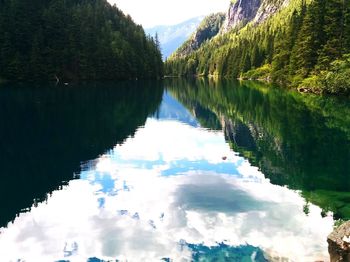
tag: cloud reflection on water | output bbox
[0,119,333,262]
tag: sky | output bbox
[109,0,228,28]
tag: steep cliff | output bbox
[221,0,290,33]
[253,0,290,24]
[221,0,261,33]
[172,13,225,58]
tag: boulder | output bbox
[328,221,350,262]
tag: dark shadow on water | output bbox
[0,81,164,227]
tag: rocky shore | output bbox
[328,221,350,262]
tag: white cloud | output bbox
[115,119,235,163]
[109,0,229,27]
[0,120,334,262]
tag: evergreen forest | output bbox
[165,0,350,95]
[0,0,163,81]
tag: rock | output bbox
[298,86,323,95]
[298,87,309,93]
[253,0,290,24]
[221,0,289,34]
[221,0,261,34]
[344,236,350,244]
[328,221,350,262]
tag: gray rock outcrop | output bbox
[221,0,290,33]
[221,0,261,33]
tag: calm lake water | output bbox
[0,79,349,261]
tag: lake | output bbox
[0,79,349,261]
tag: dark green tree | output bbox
[0,0,163,81]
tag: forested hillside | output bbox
[165,0,350,95]
[0,0,163,81]
[174,13,225,58]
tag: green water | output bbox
[169,81,350,220]
[167,78,350,220]
[0,79,349,261]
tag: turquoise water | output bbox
[0,79,349,261]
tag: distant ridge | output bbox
[146,16,204,60]
[172,13,226,58]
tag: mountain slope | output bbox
[145,17,203,59]
[165,0,350,95]
[173,13,226,58]
[0,0,163,81]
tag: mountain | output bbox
[174,13,226,58]
[0,0,163,81]
[220,0,289,33]
[165,0,350,95]
[145,17,204,60]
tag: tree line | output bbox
[0,0,163,81]
[165,0,350,95]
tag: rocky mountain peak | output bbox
[221,0,289,33]
[221,0,261,34]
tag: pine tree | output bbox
[165,0,350,93]
[0,0,163,80]
[290,0,325,77]
[317,0,344,70]
[344,0,350,52]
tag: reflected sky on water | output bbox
[0,92,334,262]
